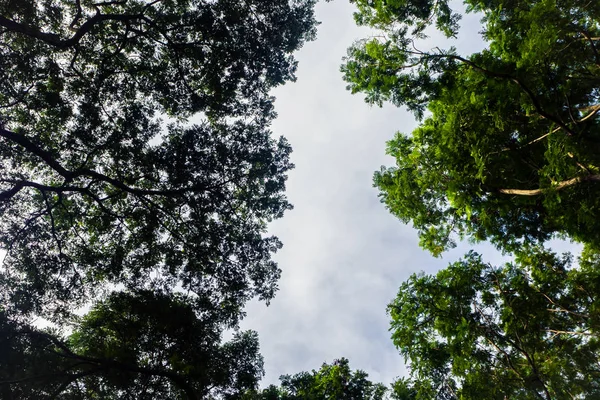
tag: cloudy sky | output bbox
[241,0,580,388]
[240,0,489,387]
[238,0,586,387]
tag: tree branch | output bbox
[1,180,86,196]
[578,104,600,122]
[0,13,145,49]
[546,329,592,336]
[490,105,599,155]
[0,128,71,178]
[581,30,600,66]
[0,127,209,197]
[501,330,551,400]
[0,181,25,200]
[498,174,600,196]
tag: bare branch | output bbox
[70,0,83,29]
[0,128,71,178]
[0,181,26,201]
[546,329,592,336]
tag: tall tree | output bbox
[0,0,317,318]
[244,358,388,400]
[388,248,600,399]
[342,0,600,255]
[0,0,319,397]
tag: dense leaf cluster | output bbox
[0,0,318,397]
[344,0,600,254]
[244,358,388,400]
[2,291,263,399]
[390,249,600,399]
[344,1,600,399]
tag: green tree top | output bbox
[389,248,600,399]
[244,358,389,400]
[343,0,600,254]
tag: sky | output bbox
[239,0,490,387]
[240,0,584,387]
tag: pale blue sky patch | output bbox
[239,0,490,387]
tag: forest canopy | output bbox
[389,248,600,399]
[3,0,600,399]
[0,0,318,397]
[343,0,600,399]
[343,0,600,255]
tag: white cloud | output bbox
[240,0,580,389]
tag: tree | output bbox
[1,118,293,322]
[0,0,319,397]
[388,248,600,399]
[0,0,317,320]
[1,291,264,399]
[342,0,600,255]
[244,358,389,400]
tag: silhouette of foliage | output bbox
[0,0,318,397]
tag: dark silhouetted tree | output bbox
[0,0,319,397]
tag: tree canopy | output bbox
[6,0,600,398]
[1,291,264,399]
[389,248,600,399]
[343,2,600,397]
[342,0,600,255]
[244,358,388,400]
[0,0,319,397]
[0,0,318,320]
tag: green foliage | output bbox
[245,358,388,400]
[343,0,600,254]
[350,0,460,37]
[0,0,318,320]
[389,248,600,399]
[344,3,600,397]
[0,0,319,397]
[1,292,264,399]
